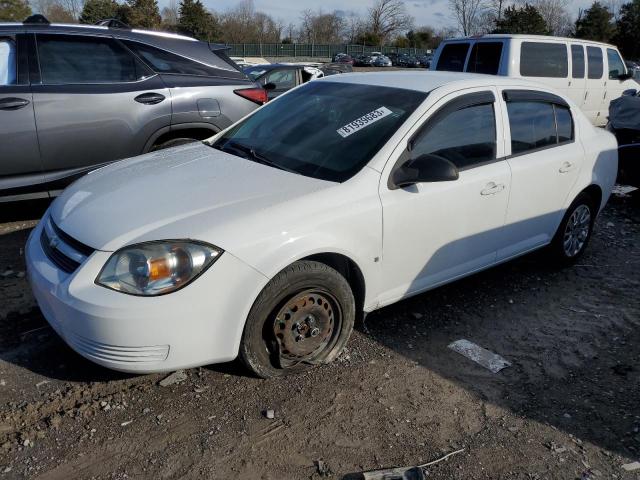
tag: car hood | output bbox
[50,142,335,252]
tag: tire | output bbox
[151,138,199,151]
[549,192,596,265]
[239,260,355,378]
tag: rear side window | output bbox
[520,42,568,78]
[466,42,503,75]
[507,101,573,155]
[265,69,296,89]
[36,34,151,84]
[607,48,625,79]
[436,43,470,72]
[587,46,603,79]
[0,38,16,86]
[571,45,585,78]
[123,40,218,77]
[412,103,496,169]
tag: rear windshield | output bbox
[466,42,503,75]
[436,43,470,72]
[211,81,427,182]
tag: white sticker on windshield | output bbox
[337,106,393,138]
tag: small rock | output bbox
[1,270,14,278]
[159,370,187,387]
[3,467,12,473]
[0,380,5,386]
[142,408,151,414]
[606,222,615,228]
[622,462,640,471]
[22,439,32,448]
[314,459,331,476]
[120,420,133,427]
[563,413,572,419]
[508,299,514,304]
[411,312,423,319]
[15,272,25,278]
[264,409,275,419]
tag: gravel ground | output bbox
[0,189,638,480]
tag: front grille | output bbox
[40,217,95,274]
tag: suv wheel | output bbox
[239,261,355,378]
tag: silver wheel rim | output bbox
[563,204,591,257]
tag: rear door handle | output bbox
[0,97,30,110]
[559,161,574,173]
[481,182,505,196]
[134,92,165,105]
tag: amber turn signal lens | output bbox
[148,257,171,281]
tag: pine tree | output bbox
[124,0,161,29]
[177,0,218,41]
[494,4,549,34]
[79,0,118,24]
[613,0,640,59]
[0,0,31,21]
[575,2,616,43]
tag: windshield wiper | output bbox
[215,140,298,174]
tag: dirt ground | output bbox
[0,189,638,480]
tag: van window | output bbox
[37,34,151,84]
[507,101,574,155]
[466,42,503,75]
[0,39,16,86]
[607,48,625,79]
[412,103,496,169]
[436,43,470,72]
[587,46,603,79]
[520,42,568,78]
[571,45,585,78]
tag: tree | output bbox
[0,0,31,21]
[530,0,572,35]
[161,0,178,30]
[79,0,118,23]
[33,0,76,22]
[494,4,549,34]
[613,0,640,58]
[575,1,616,42]
[405,26,439,49]
[367,0,413,45]
[219,0,281,43]
[449,0,484,35]
[123,0,161,29]
[177,0,217,40]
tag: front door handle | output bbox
[0,97,30,110]
[481,182,505,196]
[559,161,574,173]
[134,92,165,105]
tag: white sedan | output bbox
[26,72,618,377]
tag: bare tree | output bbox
[219,0,281,43]
[367,0,414,45]
[34,0,77,21]
[449,0,484,35]
[527,0,572,35]
[161,0,178,27]
[299,9,346,44]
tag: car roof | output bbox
[320,70,557,94]
[441,34,618,49]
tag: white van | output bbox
[431,34,637,126]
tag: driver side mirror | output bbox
[617,72,634,81]
[263,82,276,91]
[389,154,459,190]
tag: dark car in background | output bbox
[396,54,421,68]
[243,63,351,99]
[418,54,433,68]
[332,53,354,65]
[0,16,264,202]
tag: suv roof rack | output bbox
[24,14,50,24]
[95,18,130,29]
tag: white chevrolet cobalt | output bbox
[26,72,617,377]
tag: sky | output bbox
[161,0,599,33]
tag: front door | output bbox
[0,34,42,190]
[378,89,511,305]
[31,33,171,175]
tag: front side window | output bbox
[123,40,217,77]
[520,42,568,78]
[587,46,603,79]
[265,69,296,89]
[607,48,626,79]
[412,103,496,169]
[436,43,470,72]
[0,38,16,86]
[466,42,503,75]
[571,45,585,79]
[211,81,427,182]
[37,34,151,84]
[507,101,573,155]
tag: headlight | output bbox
[96,241,222,296]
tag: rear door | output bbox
[0,33,42,187]
[32,33,171,174]
[568,44,587,111]
[584,45,606,125]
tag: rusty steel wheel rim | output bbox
[272,289,342,364]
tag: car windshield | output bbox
[210,81,427,182]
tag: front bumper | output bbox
[26,220,268,373]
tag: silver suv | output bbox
[0,17,265,202]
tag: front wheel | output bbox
[549,193,596,265]
[239,261,355,378]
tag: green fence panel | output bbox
[225,43,426,59]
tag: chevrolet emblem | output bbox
[49,235,59,249]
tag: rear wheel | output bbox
[549,193,596,265]
[239,261,355,378]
